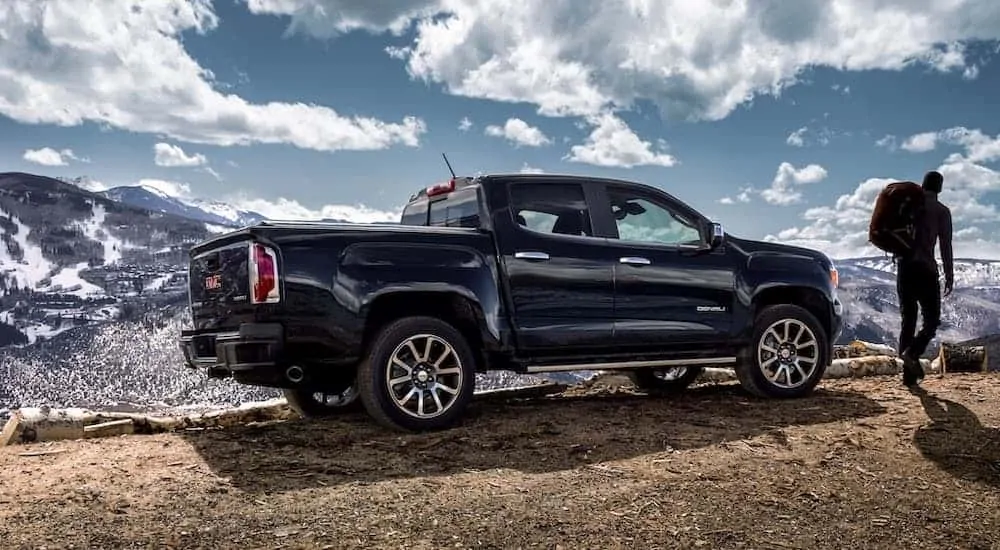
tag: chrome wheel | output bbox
[385,333,464,419]
[757,318,820,389]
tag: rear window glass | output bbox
[428,187,481,228]
[509,182,594,237]
[400,200,428,225]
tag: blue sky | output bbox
[2,0,1000,259]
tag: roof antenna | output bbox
[442,153,457,179]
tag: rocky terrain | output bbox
[1,170,999,417]
[2,373,999,549]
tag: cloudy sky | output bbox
[2,0,999,259]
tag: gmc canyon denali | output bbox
[179,173,844,432]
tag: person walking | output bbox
[898,170,954,386]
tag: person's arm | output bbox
[941,206,954,295]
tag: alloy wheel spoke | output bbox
[758,318,819,390]
[387,334,464,419]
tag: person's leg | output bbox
[907,265,942,370]
[897,263,919,353]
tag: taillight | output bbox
[249,242,280,304]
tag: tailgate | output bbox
[189,238,252,311]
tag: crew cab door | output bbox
[594,182,737,353]
[490,178,615,356]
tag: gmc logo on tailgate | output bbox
[205,274,222,291]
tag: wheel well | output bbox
[361,292,486,369]
[752,286,832,339]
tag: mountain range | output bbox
[1,171,998,415]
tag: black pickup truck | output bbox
[179,173,844,432]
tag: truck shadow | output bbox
[182,384,887,494]
[910,386,1000,488]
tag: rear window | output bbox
[400,200,428,225]
[509,182,594,237]
[401,186,481,228]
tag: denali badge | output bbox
[205,274,222,291]
[697,306,726,312]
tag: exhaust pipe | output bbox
[285,365,305,384]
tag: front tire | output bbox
[735,304,829,398]
[357,316,477,432]
[628,366,703,395]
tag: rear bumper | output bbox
[179,323,288,386]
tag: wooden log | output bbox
[472,382,569,401]
[0,411,22,447]
[1,384,569,446]
[2,399,296,446]
[696,355,935,385]
[83,419,135,438]
[833,340,898,360]
[938,343,987,374]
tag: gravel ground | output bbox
[2,373,999,549]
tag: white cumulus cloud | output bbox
[154,143,208,167]
[901,132,939,153]
[564,113,676,168]
[760,162,828,206]
[0,1,425,154]
[245,0,1000,124]
[901,127,1000,163]
[786,127,807,147]
[230,194,402,224]
[769,127,1000,259]
[22,147,88,166]
[484,118,552,147]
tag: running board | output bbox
[525,356,737,374]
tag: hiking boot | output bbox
[901,352,923,386]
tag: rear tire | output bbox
[628,366,703,395]
[357,316,477,432]
[735,304,828,398]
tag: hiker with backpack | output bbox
[868,170,954,386]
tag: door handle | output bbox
[515,251,550,261]
[619,256,651,266]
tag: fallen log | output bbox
[472,382,569,402]
[695,355,935,385]
[1,383,570,446]
[833,340,898,360]
[938,343,988,374]
[1,398,296,446]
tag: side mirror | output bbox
[709,222,725,249]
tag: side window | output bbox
[607,187,703,246]
[427,187,480,228]
[509,182,594,237]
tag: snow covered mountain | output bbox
[834,256,1000,351]
[101,183,266,228]
[0,172,214,346]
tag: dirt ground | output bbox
[2,373,1000,550]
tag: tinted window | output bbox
[606,187,703,246]
[428,186,481,228]
[400,200,428,225]
[509,182,594,237]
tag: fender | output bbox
[340,241,506,352]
